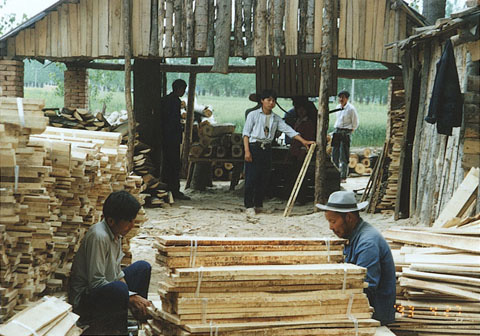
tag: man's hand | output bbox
[302,140,316,149]
[244,151,252,162]
[129,295,152,318]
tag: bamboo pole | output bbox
[314,0,335,206]
[284,143,316,217]
[181,58,198,177]
[123,0,135,172]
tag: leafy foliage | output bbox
[0,0,27,36]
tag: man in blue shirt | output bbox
[316,191,396,325]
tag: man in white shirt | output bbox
[242,89,315,218]
[331,90,358,183]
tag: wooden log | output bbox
[123,0,135,172]
[285,0,299,55]
[232,145,244,158]
[354,163,366,175]
[164,0,173,56]
[231,133,243,145]
[254,0,267,56]
[214,167,224,178]
[211,0,232,73]
[185,0,194,55]
[361,158,370,168]
[173,0,183,56]
[273,0,285,56]
[194,0,208,52]
[315,0,335,205]
[243,0,254,55]
[206,0,215,56]
[202,123,236,137]
[234,0,244,56]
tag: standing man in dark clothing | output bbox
[331,90,358,183]
[69,190,152,335]
[316,191,396,325]
[161,79,190,200]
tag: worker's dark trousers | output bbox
[332,130,351,180]
[161,141,181,194]
[76,261,151,335]
[244,145,272,209]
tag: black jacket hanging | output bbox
[425,39,463,136]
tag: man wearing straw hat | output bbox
[316,191,396,325]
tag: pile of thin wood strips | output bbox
[44,107,111,132]
[146,236,380,336]
[385,220,480,336]
[0,98,145,321]
[0,296,81,336]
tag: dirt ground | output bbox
[130,176,420,294]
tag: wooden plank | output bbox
[59,5,70,57]
[25,28,35,56]
[109,0,123,57]
[141,0,152,56]
[338,0,346,58]
[285,0,298,55]
[79,0,88,56]
[98,0,109,56]
[91,0,99,57]
[68,4,79,56]
[364,0,375,61]
[313,0,323,53]
[86,0,93,56]
[402,268,480,287]
[374,0,386,61]
[48,10,58,58]
[131,0,141,56]
[399,277,480,301]
[345,0,353,58]
[351,0,359,59]
[356,0,366,60]
[434,167,479,227]
[384,228,480,253]
[36,18,48,56]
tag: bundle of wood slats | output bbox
[147,236,379,336]
[384,224,480,336]
[147,264,378,336]
[155,236,346,269]
[363,83,405,214]
[0,296,82,336]
[1,99,145,321]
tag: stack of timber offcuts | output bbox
[45,107,111,131]
[0,61,23,97]
[190,123,240,160]
[348,148,377,176]
[384,224,480,336]
[0,98,54,320]
[0,296,82,336]
[146,236,380,335]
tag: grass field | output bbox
[25,88,387,147]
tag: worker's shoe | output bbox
[245,208,258,223]
[254,207,263,214]
[173,192,191,200]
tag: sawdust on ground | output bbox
[130,177,420,294]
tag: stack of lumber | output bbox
[384,224,480,336]
[0,98,55,319]
[146,264,379,336]
[0,296,82,336]
[363,86,405,214]
[31,127,146,268]
[190,123,238,159]
[45,107,111,131]
[146,236,379,335]
[155,236,346,269]
[348,148,377,176]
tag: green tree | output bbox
[0,0,27,36]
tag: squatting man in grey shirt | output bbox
[69,190,152,335]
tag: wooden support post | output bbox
[123,0,135,172]
[314,0,335,206]
[181,58,198,178]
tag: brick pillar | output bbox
[0,59,24,97]
[64,66,89,109]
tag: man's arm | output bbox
[242,112,255,162]
[353,241,381,302]
[85,234,111,290]
[243,136,252,162]
[119,278,151,316]
[351,106,359,132]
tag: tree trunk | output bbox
[185,0,194,55]
[244,0,254,56]
[149,0,159,56]
[254,0,267,56]
[234,0,244,57]
[206,0,215,56]
[299,0,308,53]
[158,0,165,57]
[273,0,285,56]
[315,0,335,206]
[164,0,173,56]
[422,0,446,25]
[173,0,183,55]
[211,0,232,73]
[305,0,315,53]
[194,0,208,52]
[123,0,135,172]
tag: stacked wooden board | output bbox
[384,224,480,336]
[0,61,23,98]
[147,236,379,336]
[0,296,82,336]
[0,98,54,320]
[363,81,405,214]
[1,98,146,320]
